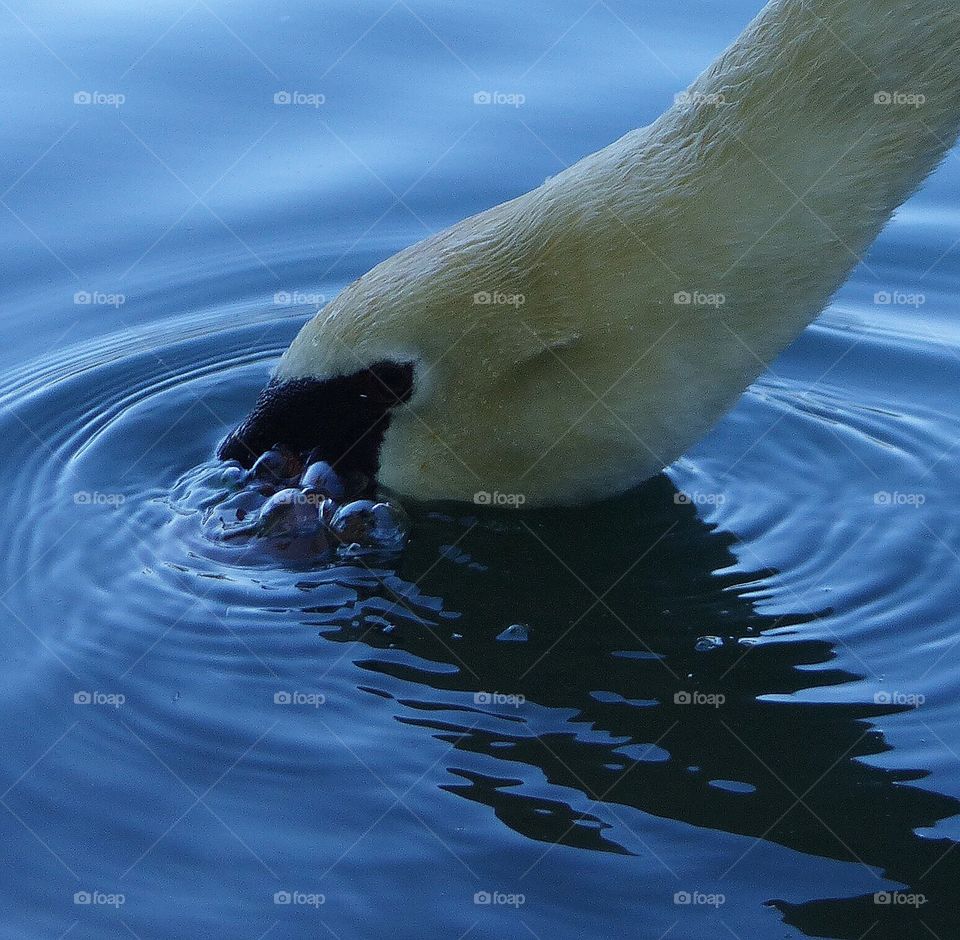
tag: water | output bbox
[2,2,960,937]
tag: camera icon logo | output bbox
[473,491,492,506]
[474,891,492,904]
[874,91,892,105]
[674,691,692,705]
[673,291,692,305]
[274,691,292,705]
[74,691,92,705]
[74,91,92,105]
[74,891,92,904]
[473,91,492,105]
[674,891,692,905]
[474,692,492,705]
[274,91,292,105]
[274,891,292,905]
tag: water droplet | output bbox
[708,779,756,794]
[694,635,725,652]
[497,623,530,642]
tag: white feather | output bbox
[278,0,960,506]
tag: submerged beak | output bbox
[218,363,414,476]
[218,378,331,468]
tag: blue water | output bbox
[2,2,960,938]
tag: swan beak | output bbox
[217,362,414,477]
[218,378,332,467]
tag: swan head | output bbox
[218,188,636,506]
[217,205,535,498]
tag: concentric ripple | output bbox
[2,289,960,939]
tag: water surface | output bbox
[2,2,960,938]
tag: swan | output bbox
[220,0,960,507]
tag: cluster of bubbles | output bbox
[173,446,409,563]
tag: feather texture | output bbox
[276,0,960,506]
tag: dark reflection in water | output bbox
[305,475,960,939]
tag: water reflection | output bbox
[304,474,960,938]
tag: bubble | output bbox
[300,460,346,499]
[181,436,412,562]
[329,500,376,542]
[694,635,725,652]
[257,488,323,538]
[218,464,247,489]
[251,448,302,485]
[329,500,409,554]
[368,501,409,549]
